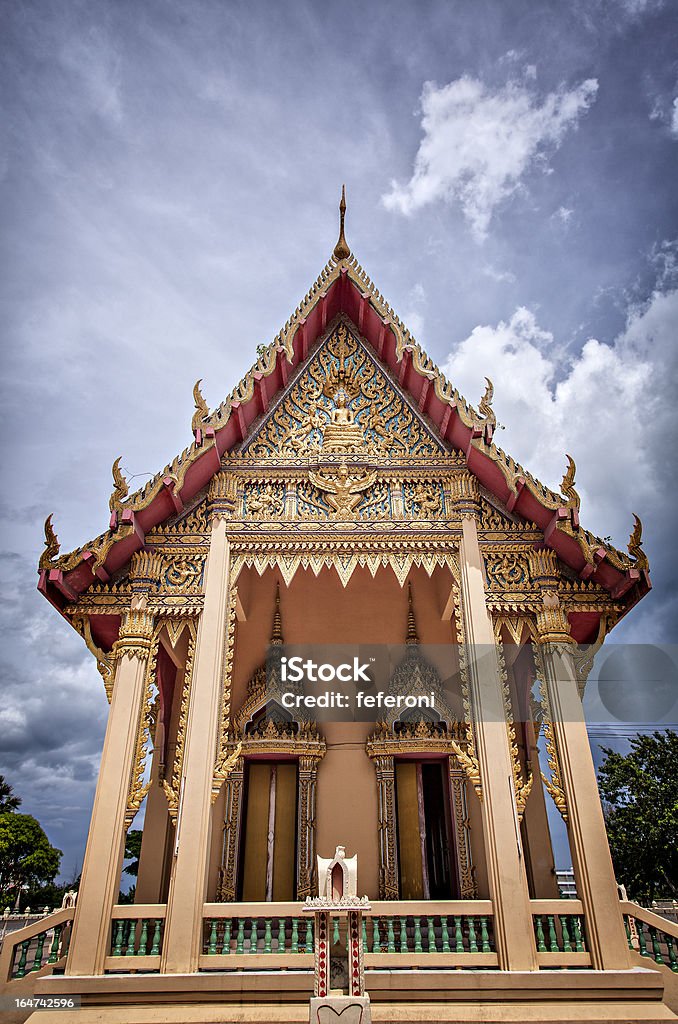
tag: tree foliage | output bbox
[0,813,62,904]
[0,775,21,813]
[598,730,678,903]
[124,829,142,877]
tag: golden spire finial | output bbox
[406,581,419,645]
[333,184,351,261]
[270,581,283,645]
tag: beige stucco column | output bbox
[531,569,630,970]
[66,597,155,976]
[162,479,234,973]
[454,473,537,970]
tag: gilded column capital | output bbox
[449,470,480,518]
[113,598,155,660]
[209,472,238,521]
[534,590,574,645]
[129,550,164,592]
[527,546,560,585]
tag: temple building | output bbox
[7,192,677,1022]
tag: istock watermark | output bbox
[260,643,678,726]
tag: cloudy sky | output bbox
[1,0,677,880]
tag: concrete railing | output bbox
[0,907,74,985]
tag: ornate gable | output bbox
[242,317,447,461]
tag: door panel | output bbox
[395,761,424,899]
[272,763,297,901]
[240,761,298,902]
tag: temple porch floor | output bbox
[27,967,677,1024]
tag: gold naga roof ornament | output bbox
[39,513,60,570]
[478,376,496,425]
[628,513,649,570]
[332,184,350,261]
[191,378,210,438]
[560,454,581,511]
[109,456,129,514]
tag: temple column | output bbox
[66,597,155,975]
[454,472,537,970]
[529,552,630,969]
[162,477,235,973]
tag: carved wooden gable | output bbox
[241,317,448,461]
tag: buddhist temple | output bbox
[4,190,677,1023]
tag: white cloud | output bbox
[672,97,678,137]
[443,288,678,640]
[383,75,598,240]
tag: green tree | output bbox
[598,730,678,903]
[0,775,21,813]
[124,829,142,877]
[0,813,62,906]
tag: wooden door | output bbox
[240,761,298,901]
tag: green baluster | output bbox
[387,917,395,952]
[124,920,136,957]
[305,918,313,953]
[31,931,47,971]
[535,915,546,952]
[666,934,678,973]
[547,915,558,953]
[137,919,149,956]
[414,917,422,953]
[454,915,463,953]
[222,919,232,955]
[572,916,584,953]
[480,916,491,953]
[638,920,649,957]
[427,916,435,952]
[332,917,340,946]
[362,918,368,953]
[61,925,71,957]
[208,919,218,955]
[441,916,450,953]
[373,917,381,953]
[624,915,633,950]
[236,918,245,954]
[112,920,125,956]
[264,919,272,954]
[150,919,162,956]
[559,916,572,953]
[468,916,478,954]
[250,917,258,952]
[291,918,299,953]
[15,939,30,979]
[399,916,408,952]
[277,918,284,953]
[649,926,663,965]
[48,924,63,964]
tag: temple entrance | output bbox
[395,760,455,899]
[239,761,298,901]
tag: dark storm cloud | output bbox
[1,0,676,875]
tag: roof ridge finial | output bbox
[406,581,419,645]
[270,581,283,645]
[333,184,351,261]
